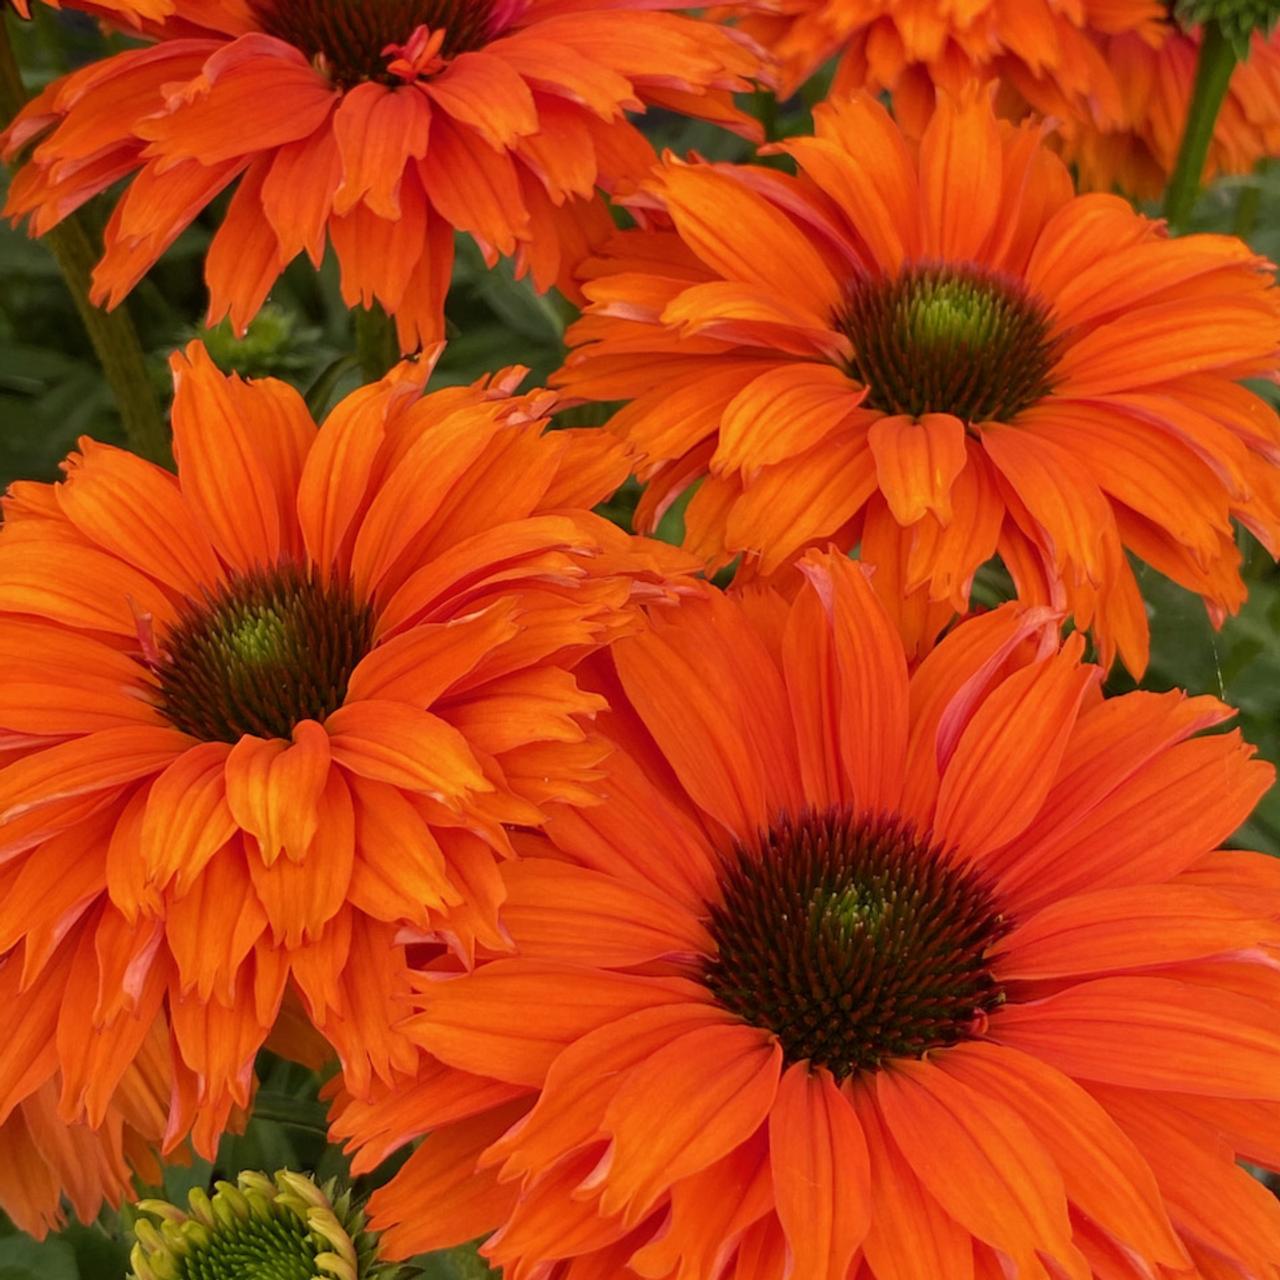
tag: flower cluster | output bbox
[2,0,1280,1273]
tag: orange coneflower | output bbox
[0,339,691,1158]
[1055,23,1280,200]
[726,0,1163,131]
[555,89,1280,673]
[331,551,1280,1280]
[0,0,762,352]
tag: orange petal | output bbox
[792,552,910,815]
[875,1058,1085,1278]
[933,636,1098,860]
[868,412,968,526]
[247,770,354,946]
[332,81,431,219]
[368,1102,528,1259]
[139,741,235,894]
[405,960,703,1086]
[849,1080,974,1280]
[165,843,266,1004]
[918,91,1002,261]
[937,1043,1186,1268]
[769,1063,870,1280]
[224,720,331,865]
[326,700,489,806]
[993,976,1280,1100]
[500,860,711,967]
[484,1001,728,1185]
[593,1021,782,1225]
[0,727,186,825]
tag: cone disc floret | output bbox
[150,563,374,743]
[128,1171,392,1280]
[250,0,503,83]
[703,809,1010,1077]
[840,263,1060,423]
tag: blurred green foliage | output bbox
[1,6,1280,1276]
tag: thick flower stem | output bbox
[1163,20,1238,229]
[0,14,171,466]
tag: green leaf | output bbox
[60,1224,128,1280]
[0,1234,78,1280]
[409,1242,500,1279]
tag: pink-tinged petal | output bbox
[868,412,968,526]
[769,1063,870,1280]
[224,719,330,865]
[933,636,1098,860]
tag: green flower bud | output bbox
[1176,0,1280,57]
[127,1171,399,1280]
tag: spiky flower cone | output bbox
[128,1171,396,1280]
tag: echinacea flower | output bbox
[1,0,762,352]
[555,90,1280,672]
[332,551,1280,1280]
[726,0,1163,132]
[1054,24,1280,200]
[129,1170,394,1280]
[0,339,691,1160]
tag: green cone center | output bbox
[702,808,1010,1078]
[151,563,374,743]
[839,262,1060,423]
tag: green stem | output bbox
[1234,170,1263,239]
[0,13,170,464]
[354,302,399,383]
[1163,20,1238,230]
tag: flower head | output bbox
[129,1170,393,1280]
[1,0,762,351]
[555,90,1280,672]
[333,552,1280,1279]
[0,339,691,1159]
[726,0,1164,130]
[1056,24,1280,199]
